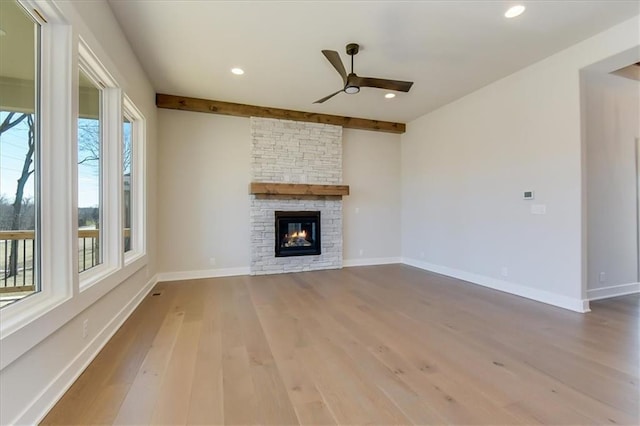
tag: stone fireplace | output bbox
[249,117,344,275]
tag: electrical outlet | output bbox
[501,267,509,278]
[531,204,547,215]
[599,272,606,283]
[82,319,88,339]
[209,257,217,266]
[359,249,364,256]
[355,207,360,214]
[420,252,425,258]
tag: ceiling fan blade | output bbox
[356,76,414,92]
[322,50,347,84]
[314,89,344,104]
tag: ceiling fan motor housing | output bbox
[346,43,360,56]
[345,85,360,94]
[345,73,360,94]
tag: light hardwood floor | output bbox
[42,264,639,425]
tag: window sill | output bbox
[124,250,145,267]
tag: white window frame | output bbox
[77,39,121,291]
[0,0,73,346]
[122,95,146,265]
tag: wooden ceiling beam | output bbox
[156,93,406,134]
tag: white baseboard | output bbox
[587,282,640,301]
[402,258,590,313]
[157,260,404,281]
[157,267,250,283]
[343,257,402,267]
[14,274,159,426]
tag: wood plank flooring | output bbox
[42,265,639,425]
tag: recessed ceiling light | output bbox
[505,5,526,18]
[385,93,396,99]
[231,67,244,75]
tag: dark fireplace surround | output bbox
[275,211,321,257]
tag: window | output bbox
[76,42,146,290]
[77,69,102,273]
[122,96,145,262]
[0,0,41,308]
[123,116,132,252]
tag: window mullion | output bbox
[102,88,123,270]
[41,21,75,300]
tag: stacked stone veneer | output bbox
[250,117,343,275]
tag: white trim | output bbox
[20,1,67,24]
[9,274,158,426]
[587,282,640,301]
[122,94,146,262]
[402,258,590,313]
[103,87,125,272]
[343,257,402,267]
[157,267,251,283]
[636,137,640,282]
[78,37,118,88]
[0,9,75,340]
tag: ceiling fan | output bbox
[314,43,414,104]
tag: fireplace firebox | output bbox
[275,211,321,257]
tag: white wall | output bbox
[158,110,251,274]
[343,129,401,264]
[401,16,640,312]
[0,1,158,424]
[584,72,640,297]
[157,111,402,276]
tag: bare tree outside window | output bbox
[0,113,35,278]
[123,117,132,252]
[77,70,102,272]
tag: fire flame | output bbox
[291,230,307,239]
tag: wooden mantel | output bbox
[156,94,406,134]
[250,182,349,200]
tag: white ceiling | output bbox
[108,0,639,123]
